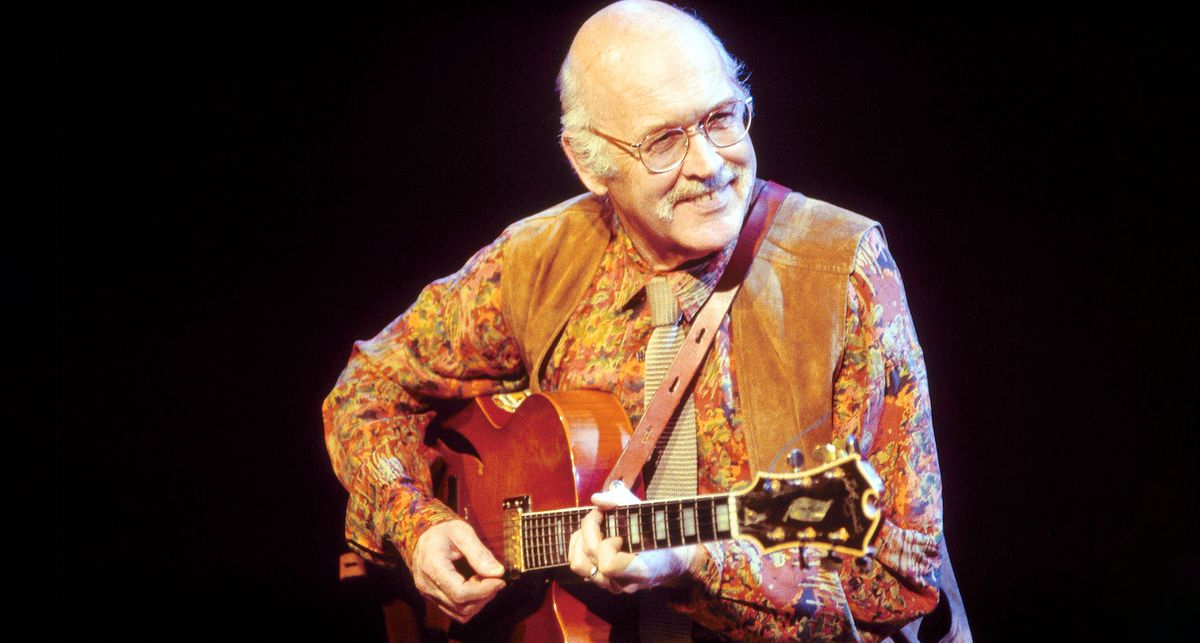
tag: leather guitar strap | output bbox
[602,180,790,490]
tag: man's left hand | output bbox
[567,485,698,594]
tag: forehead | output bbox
[586,35,738,140]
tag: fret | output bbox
[682,503,697,541]
[715,500,730,536]
[667,500,684,546]
[628,503,638,549]
[628,508,642,549]
[540,518,549,568]
[554,517,565,565]
[533,518,541,568]
[530,518,540,568]
[698,498,714,542]
[640,505,654,551]
[519,494,737,570]
[618,507,631,552]
[523,516,532,569]
[531,517,541,569]
[653,505,667,546]
[532,517,541,568]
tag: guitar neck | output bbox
[517,494,735,572]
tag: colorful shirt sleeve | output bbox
[833,226,942,632]
[321,233,529,567]
[676,227,942,641]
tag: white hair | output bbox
[557,9,751,180]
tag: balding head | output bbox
[558,1,748,179]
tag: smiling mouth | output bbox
[688,190,722,206]
[677,179,734,210]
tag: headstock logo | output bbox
[787,497,832,523]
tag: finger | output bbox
[417,553,463,604]
[428,577,502,624]
[421,550,503,608]
[433,567,505,606]
[568,529,591,578]
[435,602,470,624]
[432,596,478,625]
[448,523,506,578]
[597,535,631,574]
[580,508,603,561]
[591,486,639,508]
[588,568,625,595]
[461,576,506,602]
[596,536,639,594]
[418,574,460,618]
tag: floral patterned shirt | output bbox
[323,199,943,641]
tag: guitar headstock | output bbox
[733,441,882,557]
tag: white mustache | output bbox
[666,167,737,205]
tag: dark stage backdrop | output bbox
[60,3,1191,641]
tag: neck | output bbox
[517,493,736,571]
[614,209,705,272]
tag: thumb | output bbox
[591,485,639,508]
[448,524,505,578]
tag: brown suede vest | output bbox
[499,184,878,476]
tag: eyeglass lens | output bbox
[640,100,751,172]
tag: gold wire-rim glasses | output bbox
[590,97,754,173]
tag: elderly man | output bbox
[325,1,964,640]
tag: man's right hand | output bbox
[411,519,506,623]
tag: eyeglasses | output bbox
[592,97,753,174]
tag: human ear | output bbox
[560,135,610,197]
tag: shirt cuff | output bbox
[342,461,461,568]
[380,484,462,568]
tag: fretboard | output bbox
[519,495,734,572]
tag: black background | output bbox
[60,2,1192,641]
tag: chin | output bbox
[675,206,744,257]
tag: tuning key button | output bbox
[787,448,804,472]
[813,443,837,464]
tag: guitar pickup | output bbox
[501,495,531,579]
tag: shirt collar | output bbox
[610,211,735,322]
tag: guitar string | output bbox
[478,498,850,568]
[452,496,733,531]
[513,500,734,566]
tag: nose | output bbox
[680,125,724,180]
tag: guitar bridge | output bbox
[501,495,531,579]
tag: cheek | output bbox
[728,140,757,173]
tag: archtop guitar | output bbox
[398,390,883,642]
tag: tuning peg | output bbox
[787,448,804,472]
[813,443,838,464]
